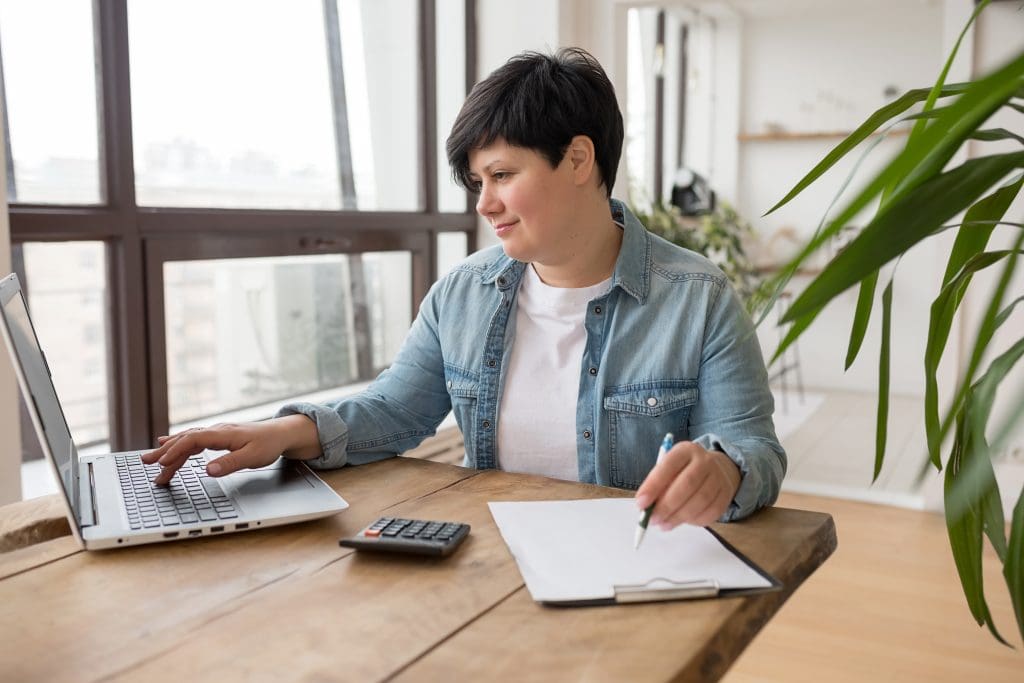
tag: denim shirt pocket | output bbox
[444,362,479,465]
[603,380,699,489]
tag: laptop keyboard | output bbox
[116,453,239,530]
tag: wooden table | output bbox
[0,457,836,682]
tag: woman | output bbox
[145,48,785,529]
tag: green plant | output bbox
[632,200,767,308]
[762,0,1024,644]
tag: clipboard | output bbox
[488,499,782,607]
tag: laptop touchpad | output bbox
[224,463,315,495]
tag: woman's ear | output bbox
[567,135,597,187]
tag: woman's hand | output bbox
[140,415,321,485]
[634,441,741,529]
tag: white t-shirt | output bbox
[496,264,612,480]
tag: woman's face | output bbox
[468,139,583,267]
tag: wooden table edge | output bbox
[680,512,838,681]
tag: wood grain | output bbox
[0,460,835,683]
[0,457,477,682]
[395,500,835,682]
[0,493,70,552]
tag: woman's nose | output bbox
[476,183,501,216]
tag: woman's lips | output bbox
[494,220,518,237]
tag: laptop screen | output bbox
[0,275,78,511]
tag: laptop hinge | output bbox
[78,460,97,528]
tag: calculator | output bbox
[339,517,471,557]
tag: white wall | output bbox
[736,2,948,396]
[0,120,21,504]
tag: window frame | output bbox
[7,0,477,450]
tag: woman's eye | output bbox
[493,172,509,181]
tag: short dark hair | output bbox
[446,47,624,198]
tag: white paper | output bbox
[488,498,772,603]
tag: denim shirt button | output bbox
[497,277,506,287]
[647,397,658,407]
[487,359,497,368]
[583,430,592,439]
[594,306,602,314]
[588,367,597,376]
[482,420,491,430]
[447,380,453,389]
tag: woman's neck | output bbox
[532,201,623,288]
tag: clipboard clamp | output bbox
[612,577,720,603]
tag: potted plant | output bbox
[762,0,1023,644]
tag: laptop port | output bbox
[188,530,202,537]
[210,526,224,533]
[236,523,249,530]
[163,532,179,539]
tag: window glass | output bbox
[626,7,659,206]
[0,0,100,204]
[128,0,420,210]
[163,252,411,427]
[20,242,109,448]
[436,0,467,212]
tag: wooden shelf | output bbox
[738,129,909,142]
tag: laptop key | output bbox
[197,509,217,522]
[199,477,227,499]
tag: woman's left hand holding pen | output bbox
[634,442,742,529]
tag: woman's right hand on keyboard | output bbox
[140,415,322,485]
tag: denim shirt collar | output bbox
[479,198,650,303]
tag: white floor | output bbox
[18,388,1022,516]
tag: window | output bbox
[19,242,109,449]
[163,252,411,427]
[3,1,476,457]
[128,0,421,210]
[0,0,101,204]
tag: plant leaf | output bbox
[908,0,989,143]
[785,152,1024,324]
[845,272,878,370]
[770,307,821,366]
[945,409,1010,645]
[924,177,1024,466]
[874,279,893,482]
[939,230,1024,448]
[971,128,1024,145]
[924,250,1022,465]
[960,336,1024,559]
[825,51,1024,272]
[763,83,971,216]
[1005,488,1024,641]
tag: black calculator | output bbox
[339,517,471,557]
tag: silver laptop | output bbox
[0,272,348,550]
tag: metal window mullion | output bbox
[653,9,666,204]
[96,0,151,451]
[324,1,374,380]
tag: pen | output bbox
[634,432,674,550]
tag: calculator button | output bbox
[364,528,382,537]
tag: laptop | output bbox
[0,272,348,550]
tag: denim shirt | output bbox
[278,200,786,521]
